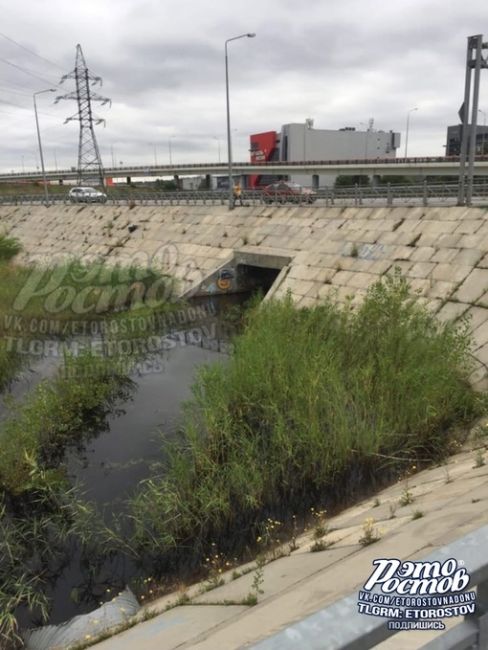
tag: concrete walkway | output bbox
[94,428,488,650]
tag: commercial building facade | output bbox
[445,124,488,156]
[249,122,401,188]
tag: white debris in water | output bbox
[22,587,140,650]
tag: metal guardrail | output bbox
[0,182,488,207]
[249,524,488,650]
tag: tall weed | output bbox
[129,271,483,572]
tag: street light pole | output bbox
[33,88,55,206]
[404,107,418,158]
[225,33,256,210]
[168,137,174,165]
[213,136,222,163]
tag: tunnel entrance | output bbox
[232,250,291,299]
[235,264,281,295]
[188,251,291,300]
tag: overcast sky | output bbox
[0,0,487,172]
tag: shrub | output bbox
[128,271,483,573]
[0,352,133,494]
[0,352,134,646]
[0,235,21,262]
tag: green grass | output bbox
[0,235,22,262]
[0,238,185,644]
[127,271,483,573]
[0,352,133,494]
[0,350,134,646]
[0,242,177,389]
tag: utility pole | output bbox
[55,44,111,188]
[225,33,256,210]
[33,88,56,206]
[458,35,488,206]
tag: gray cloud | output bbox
[0,0,487,171]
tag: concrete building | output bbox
[446,124,488,156]
[249,122,401,188]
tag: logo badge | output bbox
[358,558,476,632]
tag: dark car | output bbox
[262,181,317,204]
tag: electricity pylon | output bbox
[56,44,110,187]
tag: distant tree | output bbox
[155,179,177,191]
[334,175,370,188]
[423,175,458,184]
[376,175,414,185]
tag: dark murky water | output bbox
[45,343,227,624]
[2,294,251,626]
[67,343,225,510]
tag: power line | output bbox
[0,55,61,88]
[0,97,30,109]
[0,32,64,71]
[0,97,57,117]
[1,77,44,92]
[0,85,33,97]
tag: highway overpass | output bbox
[1,156,488,183]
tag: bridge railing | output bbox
[3,154,488,180]
[250,524,488,650]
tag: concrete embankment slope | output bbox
[95,441,488,650]
[1,203,488,387]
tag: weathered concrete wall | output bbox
[2,203,488,387]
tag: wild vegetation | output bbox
[0,351,133,647]
[127,271,484,574]
[0,234,175,388]
[0,235,178,646]
[0,353,133,494]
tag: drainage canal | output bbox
[0,293,250,632]
[1,256,287,639]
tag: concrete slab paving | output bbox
[94,605,248,650]
[89,442,488,650]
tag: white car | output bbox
[68,187,107,204]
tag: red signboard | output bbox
[249,131,277,187]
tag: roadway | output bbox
[1,182,487,208]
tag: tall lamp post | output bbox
[168,136,175,165]
[225,33,256,209]
[33,88,55,206]
[213,136,222,163]
[404,107,418,158]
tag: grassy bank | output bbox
[0,351,133,648]
[0,352,133,494]
[0,235,184,646]
[128,271,484,573]
[0,234,176,388]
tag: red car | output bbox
[262,181,317,204]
